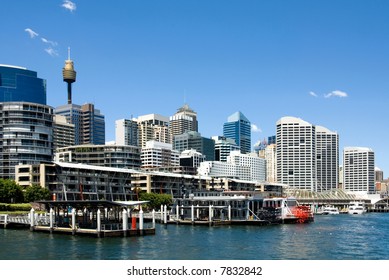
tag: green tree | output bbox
[24,184,51,202]
[0,179,24,203]
[139,192,173,210]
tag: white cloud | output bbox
[25,28,39,38]
[309,91,318,97]
[45,47,59,57]
[62,0,77,12]
[325,90,348,98]
[251,124,262,133]
[41,38,58,46]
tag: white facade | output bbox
[53,114,75,150]
[276,116,316,191]
[169,104,198,138]
[343,147,375,195]
[197,161,250,180]
[116,114,170,148]
[227,151,266,181]
[198,151,265,182]
[141,141,179,168]
[265,144,277,183]
[180,149,205,168]
[137,114,170,148]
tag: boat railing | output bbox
[101,223,123,231]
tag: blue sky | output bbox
[1,0,388,174]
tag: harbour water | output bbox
[1,213,389,260]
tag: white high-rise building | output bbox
[53,115,75,150]
[170,104,198,138]
[276,117,316,191]
[198,151,265,182]
[316,126,339,191]
[265,144,277,183]
[343,147,375,195]
[141,141,179,169]
[115,114,170,148]
[227,151,266,182]
[137,114,170,148]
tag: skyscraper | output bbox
[169,103,198,138]
[55,103,105,145]
[115,118,139,147]
[53,115,75,150]
[223,111,251,154]
[265,144,277,183]
[343,147,375,194]
[0,65,53,178]
[173,131,215,161]
[276,116,316,191]
[316,126,339,191]
[0,64,46,104]
[137,114,170,147]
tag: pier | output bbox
[0,200,156,238]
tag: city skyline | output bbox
[1,1,388,173]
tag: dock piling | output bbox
[97,209,101,237]
[71,208,76,235]
[30,208,35,231]
[163,205,167,224]
[139,208,144,235]
[152,209,155,228]
[123,209,128,237]
[49,208,54,231]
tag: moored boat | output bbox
[322,205,339,215]
[348,201,366,215]
[260,197,314,224]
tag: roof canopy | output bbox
[36,200,149,209]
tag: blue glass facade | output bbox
[223,111,251,154]
[0,65,46,105]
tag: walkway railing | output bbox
[0,213,50,226]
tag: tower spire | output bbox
[63,47,76,104]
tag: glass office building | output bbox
[223,111,251,154]
[0,65,47,105]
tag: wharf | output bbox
[368,208,389,213]
[33,225,155,237]
[164,217,309,226]
[166,219,269,226]
[0,200,156,238]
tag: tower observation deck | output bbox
[62,48,76,104]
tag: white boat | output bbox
[348,201,366,215]
[322,205,339,215]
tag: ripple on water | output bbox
[2,214,389,260]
